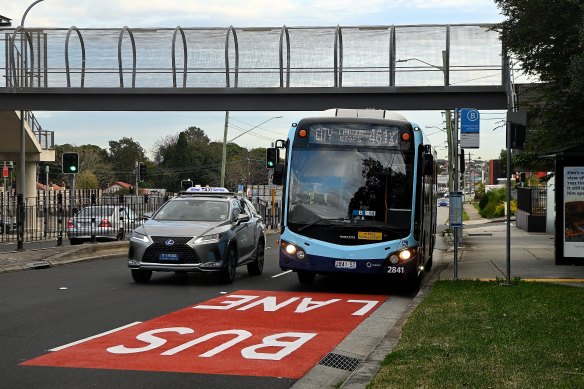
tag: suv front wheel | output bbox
[247,240,264,276]
[218,246,237,284]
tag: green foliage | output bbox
[50,126,270,192]
[75,170,99,189]
[493,0,584,163]
[477,188,516,218]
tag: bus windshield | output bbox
[287,147,415,236]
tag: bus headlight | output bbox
[389,254,399,264]
[386,248,417,265]
[399,249,412,261]
[285,244,297,255]
[281,240,307,261]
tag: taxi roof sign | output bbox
[184,186,230,193]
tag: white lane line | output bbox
[49,321,142,351]
[271,270,293,278]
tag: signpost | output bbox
[460,108,480,149]
[449,191,463,279]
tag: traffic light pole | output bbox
[70,174,76,216]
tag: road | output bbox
[0,228,436,389]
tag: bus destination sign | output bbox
[308,125,401,147]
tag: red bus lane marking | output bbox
[21,290,387,379]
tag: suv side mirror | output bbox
[236,213,250,224]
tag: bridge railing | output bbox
[1,24,512,89]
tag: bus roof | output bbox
[322,108,408,121]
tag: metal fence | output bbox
[0,189,282,246]
[517,186,547,215]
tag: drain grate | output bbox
[468,233,493,236]
[318,352,362,372]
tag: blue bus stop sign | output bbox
[461,108,480,133]
[460,108,480,148]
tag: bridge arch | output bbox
[225,25,239,88]
[171,26,188,88]
[65,26,86,88]
[117,26,137,88]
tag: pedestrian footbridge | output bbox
[0,23,530,197]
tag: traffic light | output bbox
[181,179,193,191]
[139,162,147,181]
[459,149,465,174]
[507,111,527,149]
[62,152,79,174]
[266,148,279,168]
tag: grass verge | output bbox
[369,280,584,388]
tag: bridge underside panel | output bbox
[0,86,506,111]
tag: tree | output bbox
[494,0,584,160]
[76,170,99,189]
[108,137,148,182]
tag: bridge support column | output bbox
[25,161,37,201]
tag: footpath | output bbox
[0,241,127,273]
[440,203,584,284]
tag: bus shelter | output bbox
[547,144,584,265]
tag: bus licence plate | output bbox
[335,260,356,269]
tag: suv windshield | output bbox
[153,199,229,222]
[287,147,414,233]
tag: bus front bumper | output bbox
[278,247,419,276]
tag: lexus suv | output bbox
[128,187,265,284]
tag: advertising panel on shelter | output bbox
[563,167,584,257]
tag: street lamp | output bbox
[13,0,45,251]
[220,115,282,187]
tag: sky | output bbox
[2,0,507,162]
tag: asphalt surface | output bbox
[1,204,583,388]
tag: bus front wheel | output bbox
[297,271,316,285]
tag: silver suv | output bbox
[128,187,265,284]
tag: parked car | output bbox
[0,217,14,234]
[67,205,140,245]
[128,186,265,284]
[438,199,449,207]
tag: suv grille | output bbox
[142,236,199,264]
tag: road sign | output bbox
[22,290,385,379]
[460,108,480,148]
[2,166,8,178]
[449,192,463,227]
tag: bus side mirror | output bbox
[272,164,284,185]
[424,155,434,176]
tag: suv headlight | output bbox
[131,230,151,244]
[193,233,224,245]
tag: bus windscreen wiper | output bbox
[297,217,349,232]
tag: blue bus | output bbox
[267,109,437,289]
